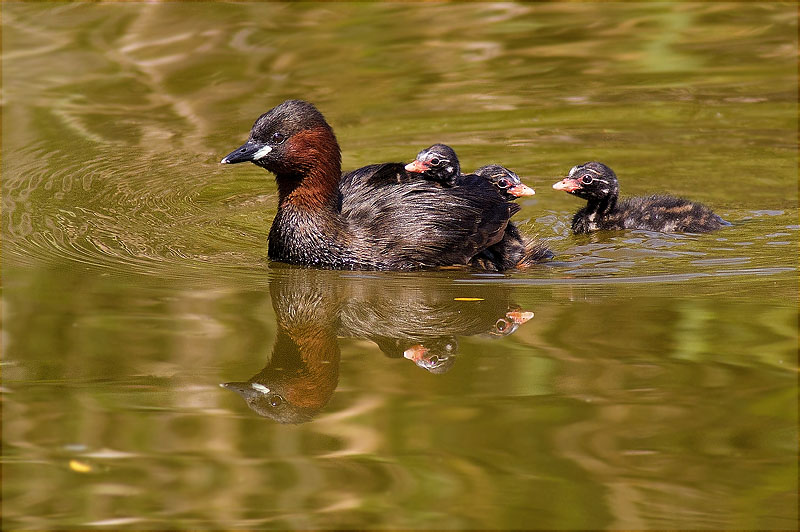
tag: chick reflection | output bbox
[401,309,534,373]
[401,339,458,374]
[222,267,533,422]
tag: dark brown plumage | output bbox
[221,100,521,270]
[403,144,553,270]
[553,162,730,234]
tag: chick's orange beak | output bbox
[553,177,581,192]
[508,183,536,197]
[506,310,534,324]
[404,159,429,173]
[403,344,428,362]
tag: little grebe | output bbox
[474,164,536,200]
[403,144,461,187]
[405,144,536,198]
[404,144,551,269]
[553,161,730,234]
[221,100,522,270]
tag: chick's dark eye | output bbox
[498,178,510,188]
[271,132,286,144]
[269,394,283,407]
[429,157,441,166]
[581,174,593,184]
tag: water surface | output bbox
[2,3,797,530]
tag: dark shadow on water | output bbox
[221,265,534,423]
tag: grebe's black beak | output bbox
[507,183,536,197]
[221,140,270,164]
[219,381,262,399]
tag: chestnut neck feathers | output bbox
[221,100,542,270]
[247,101,342,211]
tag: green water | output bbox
[2,3,797,530]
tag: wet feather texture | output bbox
[554,162,730,234]
[404,145,551,270]
[222,100,549,270]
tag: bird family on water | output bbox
[221,99,729,270]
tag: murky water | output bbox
[2,3,797,530]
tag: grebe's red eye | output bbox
[269,394,283,407]
[271,132,286,144]
[581,174,593,184]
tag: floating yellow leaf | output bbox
[69,459,92,473]
[454,297,484,301]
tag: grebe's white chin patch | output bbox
[252,145,273,161]
[251,383,271,394]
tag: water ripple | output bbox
[4,141,796,286]
[4,139,267,278]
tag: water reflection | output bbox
[2,2,797,529]
[222,267,533,422]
